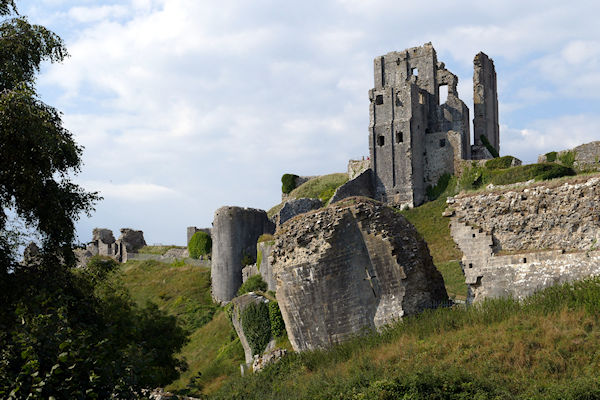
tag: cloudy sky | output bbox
[18,0,600,245]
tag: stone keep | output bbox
[369,43,499,208]
[211,206,275,304]
[272,198,448,352]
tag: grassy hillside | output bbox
[268,173,348,218]
[118,260,243,396]
[211,278,600,399]
[400,176,467,300]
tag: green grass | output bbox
[118,260,243,396]
[137,245,184,255]
[210,278,600,400]
[268,173,348,218]
[399,176,466,299]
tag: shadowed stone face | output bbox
[211,206,275,304]
[271,197,448,352]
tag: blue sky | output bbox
[17,0,600,245]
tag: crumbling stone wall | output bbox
[211,206,275,304]
[275,198,322,228]
[230,293,276,364]
[449,176,600,302]
[329,169,374,204]
[538,141,600,171]
[347,159,370,180]
[272,198,447,352]
[369,43,499,209]
[241,240,276,292]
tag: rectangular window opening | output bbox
[411,67,419,76]
[396,131,403,143]
[439,139,446,148]
[377,135,385,146]
[439,84,448,104]
[375,94,384,105]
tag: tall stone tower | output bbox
[368,43,471,208]
[472,52,500,159]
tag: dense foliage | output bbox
[240,301,271,355]
[545,151,558,162]
[188,231,211,259]
[459,162,575,191]
[237,274,268,296]
[281,173,298,194]
[0,2,188,397]
[425,173,451,201]
[479,134,499,158]
[484,155,517,170]
[268,301,286,338]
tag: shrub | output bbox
[240,301,271,355]
[241,253,254,267]
[484,155,517,170]
[237,275,268,296]
[281,173,299,194]
[480,134,500,158]
[269,301,286,338]
[188,231,211,259]
[559,150,576,167]
[491,163,575,185]
[426,173,451,200]
[545,151,557,162]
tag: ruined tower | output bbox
[472,52,500,159]
[368,43,471,208]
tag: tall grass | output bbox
[211,278,600,399]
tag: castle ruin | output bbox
[369,42,499,208]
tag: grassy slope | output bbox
[118,260,243,397]
[399,177,467,300]
[268,173,348,218]
[211,278,600,399]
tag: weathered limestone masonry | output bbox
[538,141,600,171]
[271,197,448,352]
[211,206,275,304]
[275,198,322,228]
[369,43,499,208]
[347,159,370,180]
[448,176,600,302]
[472,52,500,159]
[329,168,374,204]
[242,240,276,291]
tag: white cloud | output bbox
[82,181,181,202]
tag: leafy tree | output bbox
[0,3,188,398]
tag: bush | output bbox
[459,162,576,191]
[426,173,451,200]
[237,275,268,296]
[480,134,500,158]
[188,231,211,259]
[281,174,299,194]
[484,155,517,170]
[545,151,557,162]
[240,302,271,355]
[559,150,576,167]
[241,253,254,267]
[319,188,335,204]
[257,234,274,243]
[268,301,286,338]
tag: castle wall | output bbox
[211,206,275,304]
[448,176,600,302]
[538,141,600,171]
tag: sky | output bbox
[16,0,600,245]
